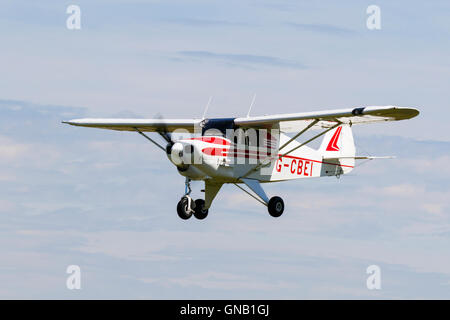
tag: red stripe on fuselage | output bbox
[200,147,354,168]
[280,154,354,168]
[188,137,230,145]
[202,148,272,159]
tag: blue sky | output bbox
[0,1,449,299]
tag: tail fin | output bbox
[319,125,355,175]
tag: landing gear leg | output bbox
[176,178,211,220]
[177,178,195,220]
[235,179,285,218]
[184,177,192,196]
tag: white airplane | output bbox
[63,105,419,220]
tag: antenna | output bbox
[246,94,256,118]
[202,96,213,120]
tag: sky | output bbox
[0,0,449,299]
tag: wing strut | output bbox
[233,182,268,207]
[133,127,165,152]
[279,119,319,151]
[279,123,340,158]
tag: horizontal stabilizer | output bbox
[324,156,396,160]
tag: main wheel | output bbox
[268,196,284,217]
[177,196,193,220]
[193,199,208,220]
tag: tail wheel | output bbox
[193,199,208,220]
[177,196,193,220]
[268,196,284,217]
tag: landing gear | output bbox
[177,178,194,220]
[177,196,193,220]
[177,178,209,220]
[268,196,284,218]
[193,199,208,220]
[176,196,209,220]
[234,179,285,218]
[176,178,284,219]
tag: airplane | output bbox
[63,105,419,220]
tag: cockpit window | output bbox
[201,118,235,137]
[203,128,224,137]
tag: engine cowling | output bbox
[177,165,207,180]
[168,142,184,166]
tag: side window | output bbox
[256,129,260,148]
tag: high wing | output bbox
[234,105,419,132]
[62,118,202,133]
[63,106,419,134]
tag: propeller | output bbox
[155,114,190,170]
[155,113,175,154]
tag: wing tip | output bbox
[62,120,77,125]
[366,106,420,120]
[401,106,420,119]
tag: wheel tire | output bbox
[177,197,192,220]
[193,199,208,220]
[268,196,284,217]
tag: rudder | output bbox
[319,125,355,175]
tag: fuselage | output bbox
[168,133,353,183]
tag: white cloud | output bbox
[0,136,28,161]
[404,156,450,175]
[0,199,17,213]
[0,135,61,168]
[421,203,446,216]
[381,184,425,197]
[0,171,16,182]
[75,231,180,262]
[398,222,450,237]
[140,271,297,290]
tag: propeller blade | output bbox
[155,113,174,144]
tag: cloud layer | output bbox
[0,100,448,298]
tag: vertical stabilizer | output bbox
[319,125,355,175]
